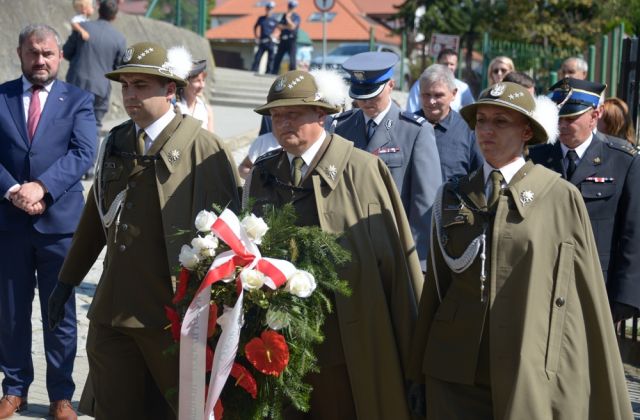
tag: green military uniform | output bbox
[409,82,632,419]
[248,133,422,419]
[59,113,240,419]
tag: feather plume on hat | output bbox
[310,69,349,111]
[532,95,559,144]
[165,46,193,80]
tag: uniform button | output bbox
[129,181,136,188]
[118,244,126,252]
[120,223,128,231]
[596,192,602,197]
[126,202,133,209]
[555,297,565,307]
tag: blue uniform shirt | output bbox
[280,12,300,38]
[415,108,483,182]
[255,15,278,40]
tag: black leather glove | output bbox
[48,282,74,330]
[611,301,638,323]
[407,381,426,417]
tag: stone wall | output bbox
[0,0,215,123]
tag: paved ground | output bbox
[6,102,640,419]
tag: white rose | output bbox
[191,234,219,257]
[285,270,317,298]
[194,210,217,233]
[240,269,266,290]
[265,308,290,330]
[178,244,200,269]
[241,214,269,245]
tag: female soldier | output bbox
[409,82,632,420]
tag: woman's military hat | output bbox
[106,42,192,87]
[460,81,559,145]
[254,69,347,115]
[342,52,398,100]
[188,59,207,78]
[548,77,606,118]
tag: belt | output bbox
[281,34,296,41]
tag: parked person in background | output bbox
[250,1,277,74]
[415,64,483,182]
[176,59,215,132]
[271,0,300,74]
[409,81,633,420]
[598,97,635,144]
[487,56,514,85]
[0,23,96,420]
[70,0,93,41]
[559,56,588,80]
[529,78,640,322]
[333,52,442,272]
[406,48,475,113]
[502,71,535,95]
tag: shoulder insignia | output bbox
[332,108,357,121]
[400,111,426,126]
[606,139,638,156]
[254,148,283,165]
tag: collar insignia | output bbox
[327,164,337,180]
[168,149,181,164]
[385,119,393,129]
[593,156,601,165]
[520,190,534,206]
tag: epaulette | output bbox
[400,111,426,126]
[331,108,357,121]
[254,148,282,166]
[606,139,638,156]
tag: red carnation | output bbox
[164,306,181,342]
[230,362,258,399]
[244,330,289,376]
[208,304,218,338]
[206,344,214,372]
[172,268,191,304]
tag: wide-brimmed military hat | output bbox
[342,52,398,100]
[548,77,606,117]
[254,70,344,115]
[460,82,557,145]
[106,42,190,87]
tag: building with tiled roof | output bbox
[207,0,402,71]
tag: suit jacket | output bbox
[409,161,632,419]
[529,135,640,310]
[63,19,126,99]
[0,77,96,234]
[332,103,442,268]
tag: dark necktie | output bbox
[487,170,504,209]
[366,119,377,142]
[566,150,578,179]
[136,129,147,156]
[27,85,43,141]
[292,156,304,186]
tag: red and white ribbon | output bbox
[179,209,296,420]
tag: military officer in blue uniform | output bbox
[332,52,442,270]
[251,1,278,73]
[529,78,640,321]
[271,0,300,74]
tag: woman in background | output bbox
[487,56,514,85]
[598,97,635,144]
[176,59,215,132]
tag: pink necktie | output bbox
[27,85,43,141]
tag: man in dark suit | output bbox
[529,78,640,322]
[0,24,96,419]
[63,0,126,133]
[332,52,442,271]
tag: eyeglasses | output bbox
[492,68,509,75]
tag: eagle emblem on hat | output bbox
[274,77,287,92]
[353,71,365,81]
[490,83,506,97]
[123,47,133,63]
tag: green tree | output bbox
[148,0,216,33]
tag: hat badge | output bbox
[274,77,287,92]
[353,71,365,81]
[490,83,506,97]
[123,48,133,63]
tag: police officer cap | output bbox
[288,0,298,7]
[342,52,398,100]
[188,59,207,78]
[266,1,275,9]
[548,77,606,118]
[106,42,190,87]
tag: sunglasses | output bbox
[492,68,509,75]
